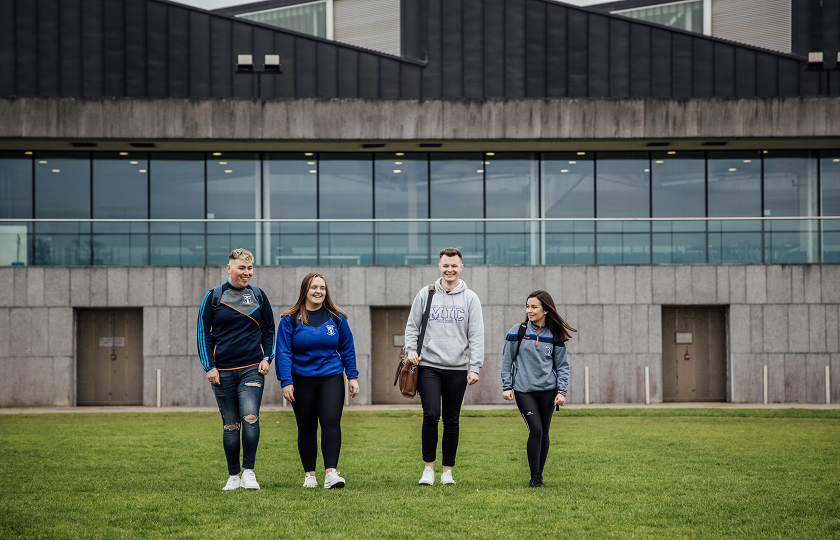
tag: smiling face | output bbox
[305,276,327,310]
[226,258,253,288]
[438,254,463,288]
[526,297,547,327]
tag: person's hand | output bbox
[258,359,270,376]
[555,392,566,407]
[467,371,479,385]
[502,390,514,401]
[348,378,360,398]
[206,368,220,385]
[283,384,295,403]
[407,351,420,366]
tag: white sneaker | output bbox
[303,473,318,488]
[241,469,260,490]
[324,470,346,489]
[223,475,241,491]
[440,470,456,485]
[419,466,434,485]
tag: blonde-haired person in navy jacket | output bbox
[501,290,576,488]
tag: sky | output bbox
[171,0,609,10]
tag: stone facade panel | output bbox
[692,266,716,304]
[728,266,746,304]
[561,267,587,305]
[729,304,750,353]
[635,266,652,304]
[585,266,600,305]
[107,267,129,307]
[675,266,692,304]
[599,266,616,304]
[745,266,767,304]
[716,266,729,304]
[788,304,810,353]
[651,266,675,304]
[766,266,792,304]
[26,268,45,306]
[89,268,108,306]
[804,265,822,303]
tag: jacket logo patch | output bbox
[546,346,553,356]
[326,325,337,336]
[243,295,253,305]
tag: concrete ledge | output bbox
[2,97,840,141]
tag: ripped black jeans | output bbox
[212,364,265,475]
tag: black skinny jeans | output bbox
[291,373,345,472]
[418,366,468,467]
[514,389,556,477]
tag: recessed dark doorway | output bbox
[76,309,143,406]
[662,306,727,402]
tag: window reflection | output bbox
[430,153,484,264]
[319,154,373,265]
[206,153,260,265]
[764,151,818,263]
[34,152,91,265]
[708,151,762,263]
[264,153,318,265]
[0,152,33,265]
[542,153,595,264]
[150,153,205,265]
[375,153,429,265]
[651,152,705,263]
[596,152,650,264]
[484,153,538,264]
[92,153,148,265]
[822,151,840,262]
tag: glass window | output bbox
[430,153,484,264]
[707,151,762,264]
[34,152,91,265]
[92,153,148,265]
[264,153,319,265]
[821,151,840,262]
[206,153,261,265]
[614,1,703,33]
[238,2,327,38]
[764,151,819,263]
[485,153,538,264]
[375,153,429,265]
[319,154,373,265]
[542,152,595,264]
[596,152,650,264]
[651,152,706,263]
[0,152,33,265]
[150,153,205,265]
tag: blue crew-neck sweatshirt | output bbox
[274,308,358,387]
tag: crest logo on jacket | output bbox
[243,295,253,305]
[545,346,553,356]
[326,325,337,336]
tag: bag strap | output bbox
[416,284,436,357]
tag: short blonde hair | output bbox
[229,248,254,263]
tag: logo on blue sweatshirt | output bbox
[326,324,337,336]
[243,294,253,304]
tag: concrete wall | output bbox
[1,264,839,407]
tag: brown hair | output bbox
[282,272,347,326]
[439,247,462,260]
[525,290,577,344]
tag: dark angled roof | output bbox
[0,0,835,101]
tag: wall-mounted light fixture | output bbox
[236,53,284,99]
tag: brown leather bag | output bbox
[393,284,435,398]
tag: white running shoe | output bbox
[419,466,434,485]
[223,475,241,491]
[324,470,346,489]
[303,473,318,488]
[440,470,456,485]
[240,469,260,490]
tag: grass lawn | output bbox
[1,409,839,539]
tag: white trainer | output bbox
[440,470,456,485]
[303,473,318,488]
[241,469,260,490]
[419,466,434,485]
[223,475,241,491]
[324,470,346,489]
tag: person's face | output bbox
[526,297,547,326]
[226,259,253,288]
[306,277,327,307]
[438,255,463,284]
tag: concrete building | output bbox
[1,0,839,407]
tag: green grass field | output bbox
[2,409,839,539]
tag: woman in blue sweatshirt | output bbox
[501,290,576,488]
[275,272,359,489]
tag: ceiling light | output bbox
[568,161,576,164]
[219,162,227,165]
[577,152,586,155]
[644,169,649,172]
[477,170,484,173]
[307,162,315,165]
[25,151,32,155]
[39,160,47,164]
[667,151,676,155]
[139,169,147,173]
[119,152,128,156]
[393,170,401,173]
[213,152,222,156]
[763,150,768,154]
[729,168,737,172]
[309,170,317,173]
[833,159,840,163]
[561,169,569,173]
[224,170,233,173]
[743,160,751,163]
[394,162,403,165]
[655,160,664,164]
[305,153,314,156]
[52,169,60,173]
[486,152,495,156]
[130,161,139,164]
[395,153,404,156]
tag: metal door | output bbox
[371,307,412,404]
[662,306,727,402]
[76,309,143,406]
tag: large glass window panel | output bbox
[707,152,762,263]
[651,152,706,263]
[614,1,703,33]
[485,153,538,264]
[150,153,205,265]
[596,152,650,264]
[764,151,818,263]
[375,153,429,265]
[0,152,33,265]
[319,154,373,265]
[239,2,327,38]
[34,152,91,265]
[207,153,261,265]
[92,153,148,265]
[264,153,318,265]
[822,151,840,262]
[542,153,595,264]
[430,153,484,264]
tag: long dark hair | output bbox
[282,272,347,326]
[525,290,576,344]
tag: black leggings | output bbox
[514,389,556,477]
[291,373,345,471]
[418,366,468,467]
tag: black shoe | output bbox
[528,477,536,488]
[531,475,545,488]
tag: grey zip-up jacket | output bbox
[501,321,569,393]
[404,278,485,373]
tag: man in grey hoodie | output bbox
[405,247,484,486]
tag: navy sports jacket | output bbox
[197,282,275,371]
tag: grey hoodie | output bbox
[500,321,569,393]
[404,278,485,373]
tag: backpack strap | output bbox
[248,285,265,307]
[211,285,225,310]
[511,322,528,361]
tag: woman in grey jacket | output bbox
[501,290,575,488]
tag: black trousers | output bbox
[514,389,556,477]
[291,373,345,472]
[418,366,468,467]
